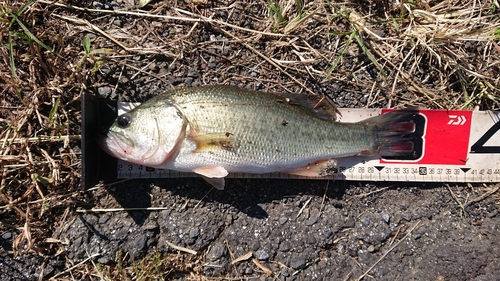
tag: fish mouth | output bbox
[97,131,134,161]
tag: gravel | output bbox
[51,179,500,280]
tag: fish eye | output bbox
[117,115,131,128]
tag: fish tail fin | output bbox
[364,109,423,160]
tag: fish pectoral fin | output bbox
[200,176,225,190]
[286,159,337,177]
[190,133,239,152]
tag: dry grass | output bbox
[0,0,499,279]
[1,0,82,258]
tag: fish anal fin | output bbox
[190,133,239,152]
[286,159,338,177]
[356,148,375,157]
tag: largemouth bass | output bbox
[99,85,417,189]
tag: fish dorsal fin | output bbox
[274,92,340,121]
[286,159,338,177]
[190,133,239,152]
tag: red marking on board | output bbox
[381,109,472,165]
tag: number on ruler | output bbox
[419,167,427,175]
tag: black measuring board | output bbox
[81,92,118,189]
